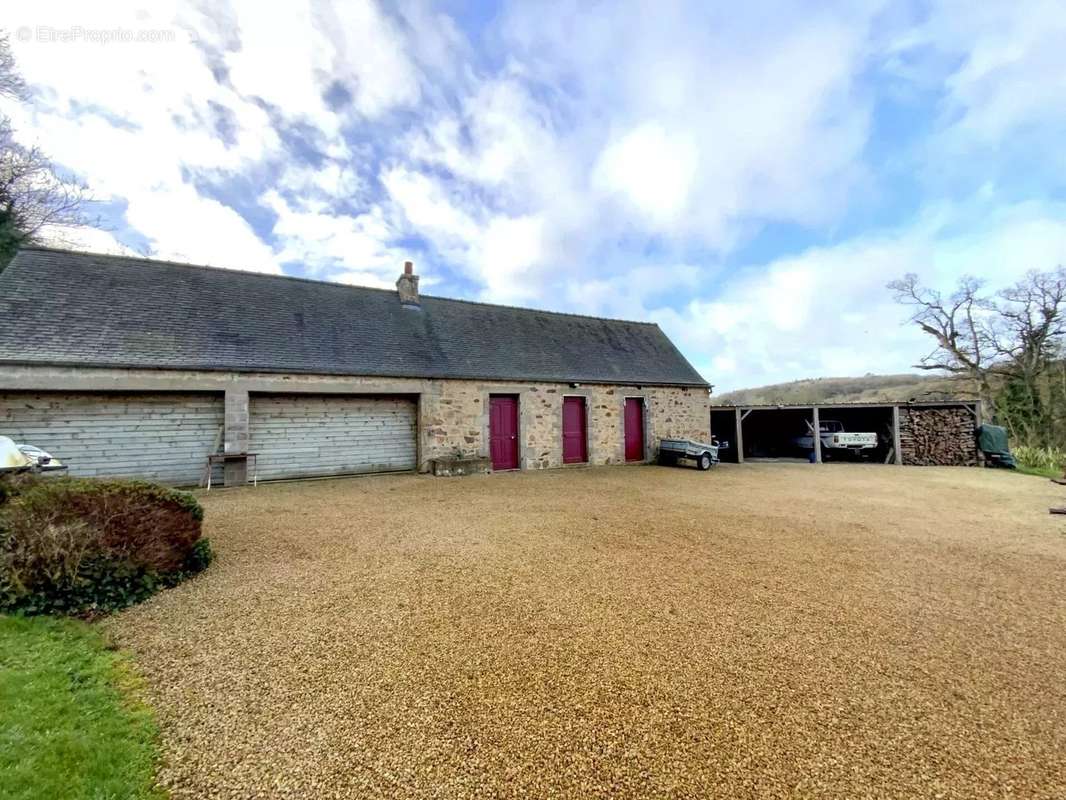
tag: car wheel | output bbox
[698,452,712,471]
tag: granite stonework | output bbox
[3,366,711,478]
[430,456,493,477]
[420,379,710,471]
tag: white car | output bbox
[792,420,878,459]
[0,436,67,473]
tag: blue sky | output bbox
[4,1,1066,392]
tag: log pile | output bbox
[899,407,978,466]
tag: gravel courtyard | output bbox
[107,464,1066,799]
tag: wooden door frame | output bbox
[622,394,649,463]
[561,393,590,465]
[486,392,521,470]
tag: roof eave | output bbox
[0,359,712,389]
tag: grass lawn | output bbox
[1016,463,1061,479]
[0,615,162,800]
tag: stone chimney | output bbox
[396,260,420,306]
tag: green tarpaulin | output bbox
[977,424,1016,468]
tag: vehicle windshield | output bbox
[819,420,844,433]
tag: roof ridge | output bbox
[17,244,402,296]
[422,294,656,326]
[16,245,658,328]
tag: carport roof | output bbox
[711,401,978,410]
[0,247,709,387]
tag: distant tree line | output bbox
[715,373,960,407]
[890,267,1066,450]
[0,29,91,271]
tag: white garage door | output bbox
[249,394,417,480]
[0,392,224,485]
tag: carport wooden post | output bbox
[812,406,822,463]
[735,407,745,463]
[892,405,903,465]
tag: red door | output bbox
[624,397,645,462]
[562,396,588,464]
[489,395,519,470]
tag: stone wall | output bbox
[420,379,710,471]
[899,406,979,466]
[1,365,711,475]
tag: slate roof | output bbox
[0,247,708,387]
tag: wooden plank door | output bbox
[250,394,417,480]
[489,395,519,470]
[0,391,224,486]
[562,396,588,464]
[624,397,645,462]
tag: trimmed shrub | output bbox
[0,475,212,616]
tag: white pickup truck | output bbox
[792,420,878,459]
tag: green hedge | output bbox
[0,475,212,616]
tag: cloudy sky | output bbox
[4,1,1066,392]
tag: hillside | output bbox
[714,373,973,406]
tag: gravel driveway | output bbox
[107,464,1066,799]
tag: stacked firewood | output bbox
[899,407,978,466]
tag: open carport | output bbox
[711,401,982,465]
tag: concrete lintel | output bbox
[0,364,430,396]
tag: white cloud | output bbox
[899,0,1066,144]
[382,166,549,303]
[381,167,479,246]
[496,1,875,250]
[222,3,336,130]
[317,1,422,118]
[276,162,362,204]
[126,184,279,272]
[3,0,428,276]
[593,123,699,229]
[221,0,420,131]
[383,1,881,306]
[3,1,285,269]
[654,202,1066,392]
[477,215,547,302]
[410,77,561,193]
[37,225,140,257]
[262,189,404,281]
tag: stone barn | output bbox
[0,248,711,486]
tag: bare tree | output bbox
[887,273,996,406]
[0,123,92,257]
[0,29,93,268]
[890,269,1066,447]
[0,31,27,101]
[994,269,1066,366]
